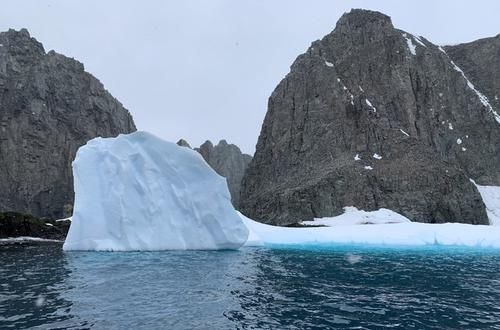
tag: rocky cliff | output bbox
[177,139,252,208]
[0,29,136,219]
[240,9,500,225]
[445,35,500,113]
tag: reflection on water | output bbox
[1,243,499,329]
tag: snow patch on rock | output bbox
[302,207,410,227]
[440,47,500,124]
[402,33,417,55]
[365,99,376,112]
[412,35,427,48]
[471,180,500,226]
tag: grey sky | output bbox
[0,1,499,154]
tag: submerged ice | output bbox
[63,132,248,251]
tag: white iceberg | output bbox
[63,132,249,251]
[240,209,500,249]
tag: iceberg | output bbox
[240,210,500,249]
[63,132,249,251]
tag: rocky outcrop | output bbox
[177,139,252,208]
[240,9,500,225]
[445,35,500,114]
[176,138,191,148]
[0,212,70,241]
[0,29,136,219]
[196,140,252,208]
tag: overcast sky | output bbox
[0,1,499,154]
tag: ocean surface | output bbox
[1,242,499,329]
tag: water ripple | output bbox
[0,243,499,329]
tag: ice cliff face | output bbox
[0,29,136,219]
[177,139,252,208]
[240,9,500,225]
[63,132,249,251]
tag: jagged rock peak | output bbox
[176,138,191,148]
[194,139,252,209]
[0,28,42,47]
[0,29,46,66]
[199,139,214,151]
[336,9,393,30]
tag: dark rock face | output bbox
[240,9,500,225]
[0,212,70,240]
[0,29,136,219]
[183,140,252,208]
[445,35,500,116]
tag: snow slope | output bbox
[474,183,500,226]
[301,207,410,227]
[63,132,248,251]
[240,211,500,249]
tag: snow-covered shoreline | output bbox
[0,236,62,243]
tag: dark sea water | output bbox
[1,242,499,329]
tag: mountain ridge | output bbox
[240,9,499,225]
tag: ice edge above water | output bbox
[240,211,500,249]
[240,180,500,250]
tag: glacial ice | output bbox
[63,132,249,251]
[241,208,500,249]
